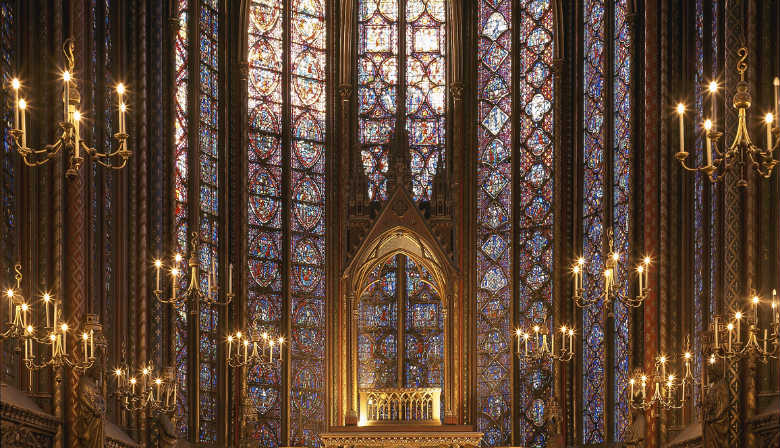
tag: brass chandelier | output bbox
[9,38,131,176]
[2,265,103,376]
[708,290,779,362]
[675,47,779,187]
[628,344,695,411]
[514,322,576,363]
[571,229,652,309]
[113,364,177,415]
[153,232,234,308]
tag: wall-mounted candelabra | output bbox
[709,290,779,362]
[628,342,695,411]
[113,364,177,414]
[674,47,779,186]
[225,330,285,368]
[153,232,233,308]
[572,229,651,309]
[8,39,131,176]
[514,323,576,363]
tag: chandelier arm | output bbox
[80,139,131,170]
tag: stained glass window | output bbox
[581,0,607,442]
[476,0,513,445]
[197,0,220,442]
[582,0,633,442]
[358,258,399,388]
[173,0,190,437]
[515,0,555,445]
[612,0,632,439]
[0,0,16,383]
[357,255,443,391]
[247,0,328,445]
[693,0,719,418]
[358,0,446,202]
[247,0,284,444]
[693,0,705,418]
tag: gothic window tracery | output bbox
[357,0,446,202]
[246,0,328,445]
[581,0,633,442]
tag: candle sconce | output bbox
[225,329,285,369]
[571,229,651,309]
[514,322,576,363]
[628,341,695,411]
[709,290,779,362]
[153,232,233,309]
[1,264,34,341]
[674,47,778,186]
[8,39,131,176]
[113,364,178,415]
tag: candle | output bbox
[156,379,162,400]
[753,295,760,323]
[704,119,713,166]
[630,379,634,398]
[171,268,178,301]
[43,294,51,328]
[6,290,12,324]
[51,334,56,357]
[227,335,233,359]
[19,99,26,148]
[155,260,162,291]
[53,301,58,331]
[709,81,718,126]
[515,330,521,353]
[735,312,742,343]
[766,114,774,150]
[24,336,28,360]
[524,333,529,356]
[550,332,554,354]
[90,329,94,358]
[638,265,644,292]
[12,78,19,128]
[61,323,67,352]
[641,379,647,399]
[82,333,88,362]
[569,329,574,351]
[244,340,249,363]
[116,83,126,134]
[677,103,685,153]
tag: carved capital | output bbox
[449,82,464,100]
[339,84,353,99]
[238,62,249,80]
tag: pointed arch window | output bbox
[357,0,447,202]
[580,0,633,442]
[476,0,555,446]
[246,0,328,445]
[171,0,223,442]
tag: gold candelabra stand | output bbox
[225,329,285,369]
[675,47,779,187]
[628,342,695,411]
[3,264,101,375]
[113,364,178,414]
[8,38,131,176]
[709,290,779,362]
[514,322,576,363]
[153,232,233,308]
[572,229,651,309]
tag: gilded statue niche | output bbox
[334,188,463,429]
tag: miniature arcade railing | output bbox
[359,387,441,425]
